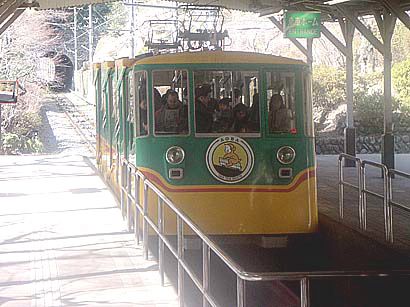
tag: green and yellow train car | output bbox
[96,51,318,235]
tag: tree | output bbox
[0,10,63,153]
[392,57,410,108]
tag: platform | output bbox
[317,154,410,253]
[0,154,177,307]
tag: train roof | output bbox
[101,61,115,69]
[115,58,136,68]
[135,51,306,66]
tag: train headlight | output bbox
[277,146,296,165]
[166,146,185,165]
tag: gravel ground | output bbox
[38,94,95,157]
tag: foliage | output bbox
[311,64,406,134]
[392,57,410,108]
[312,65,346,131]
[1,83,45,154]
[0,10,61,154]
[1,133,43,154]
[392,22,410,64]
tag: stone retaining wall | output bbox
[315,134,410,154]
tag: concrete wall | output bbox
[316,134,410,154]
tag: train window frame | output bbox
[152,69,190,138]
[193,69,261,138]
[134,70,149,139]
[303,71,314,137]
[265,70,297,135]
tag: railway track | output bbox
[54,92,96,153]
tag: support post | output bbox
[339,6,397,171]
[307,38,313,69]
[377,11,397,171]
[321,20,356,165]
[343,20,356,166]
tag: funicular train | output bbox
[94,50,318,236]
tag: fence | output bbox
[338,153,410,244]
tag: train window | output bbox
[134,71,148,137]
[152,70,189,135]
[101,84,107,125]
[303,72,314,137]
[102,76,113,128]
[266,71,296,134]
[193,70,260,134]
[127,71,135,126]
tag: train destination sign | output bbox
[284,11,321,39]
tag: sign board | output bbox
[284,11,321,39]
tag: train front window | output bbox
[134,71,148,137]
[266,71,296,134]
[193,70,260,134]
[152,70,189,135]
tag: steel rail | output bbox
[119,157,410,307]
[339,154,410,245]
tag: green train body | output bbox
[95,51,318,235]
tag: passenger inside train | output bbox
[194,70,260,134]
[266,71,296,133]
[153,70,189,135]
[149,69,296,135]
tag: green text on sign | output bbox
[284,11,321,38]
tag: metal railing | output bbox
[120,157,410,307]
[339,154,410,244]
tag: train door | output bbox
[111,72,122,188]
[93,65,102,164]
[101,67,113,175]
[124,69,135,163]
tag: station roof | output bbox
[170,0,410,19]
[35,0,114,9]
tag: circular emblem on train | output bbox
[206,136,254,184]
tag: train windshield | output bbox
[152,70,189,135]
[193,70,260,135]
[266,71,296,134]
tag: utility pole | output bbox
[88,4,93,64]
[73,7,78,72]
[88,4,94,101]
[130,0,135,57]
[73,7,78,91]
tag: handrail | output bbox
[121,157,410,307]
[339,154,410,245]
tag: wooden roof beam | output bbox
[0,0,16,17]
[0,0,26,25]
[379,0,410,30]
[336,4,385,55]
[321,24,348,57]
[268,15,310,60]
[0,8,24,36]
